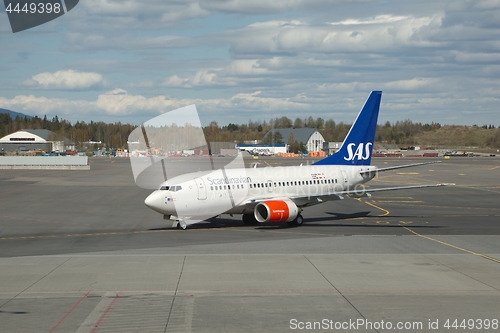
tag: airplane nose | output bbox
[144,190,165,212]
[144,190,175,215]
[144,192,156,209]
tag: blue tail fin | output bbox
[314,91,382,166]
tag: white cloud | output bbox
[225,15,442,56]
[93,89,175,115]
[163,60,270,88]
[382,78,441,91]
[23,70,106,90]
[199,0,354,14]
[2,85,500,126]
[330,15,410,26]
[80,0,210,25]
[0,89,304,120]
[49,0,215,40]
[62,33,186,52]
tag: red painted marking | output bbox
[90,291,123,333]
[48,290,91,333]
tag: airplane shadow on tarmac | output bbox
[148,210,443,231]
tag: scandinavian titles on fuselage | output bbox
[207,176,252,186]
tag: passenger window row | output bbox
[163,178,339,192]
[248,179,338,189]
[210,184,246,191]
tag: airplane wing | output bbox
[361,160,441,175]
[333,183,454,198]
[240,161,451,208]
[241,183,454,208]
[292,183,455,204]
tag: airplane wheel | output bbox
[176,221,187,230]
[287,214,304,227]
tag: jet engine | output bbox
[254,199,298,223]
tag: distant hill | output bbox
[413,125,500,148]
[0,108,33,119]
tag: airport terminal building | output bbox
[0,129,75,153]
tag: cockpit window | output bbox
[159,185,182,191]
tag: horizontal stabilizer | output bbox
[360,161,441,174]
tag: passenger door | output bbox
[195,178,207,200]
[341,170,348,190]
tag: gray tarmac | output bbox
[1,156,499,332]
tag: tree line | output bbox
[0,114,136,151]
[1,113,499,150]
[206,117,500,148]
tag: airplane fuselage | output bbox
[144,164,378,220]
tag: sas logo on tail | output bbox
[344,143,372,161]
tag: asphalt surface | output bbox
[1,156,499,332]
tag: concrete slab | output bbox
[178,255,336,294]
[307,254,498,294]
[0,157,499,332]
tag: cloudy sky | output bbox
[1,0,500,126]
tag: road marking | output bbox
[364,201,500,212]
[490,166,499,170]
[1,231,155,240]
[361,200,390,216]
[404,227,500,264]
[376,200,423,203]
[90,291,122,333]
[49,290,92,333]
[397,172,419,175]
[0,227,232,241]
[370,196,414,199]
[76,291,122,333]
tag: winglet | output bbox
[314,91,382,166]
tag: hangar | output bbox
[263,128,325,152]
[0,129,75,153]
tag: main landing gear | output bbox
[287,214,304,227]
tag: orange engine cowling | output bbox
[254,199,298,223]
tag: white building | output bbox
[0,129,75,153]
[263,128,325,152]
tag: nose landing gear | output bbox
[172,217,187,230]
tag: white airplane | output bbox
[144,91,451,229]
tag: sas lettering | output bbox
[344,142,372,161]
